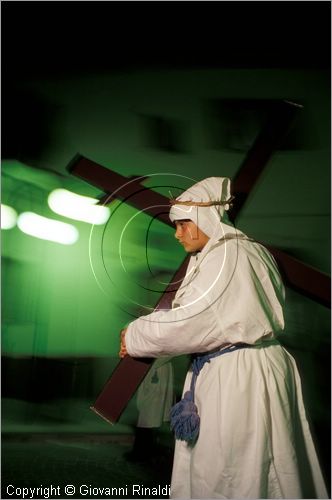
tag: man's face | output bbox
[174,219,210,253]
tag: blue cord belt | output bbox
[170,343,250,443]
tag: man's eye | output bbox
[175,220,189,228]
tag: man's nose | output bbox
[174,226,182,239]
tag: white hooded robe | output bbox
[125,179,328,499]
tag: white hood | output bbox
[169,177,233,240]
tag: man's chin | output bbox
[180,243,196,253]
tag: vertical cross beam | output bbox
[230,100,302,222]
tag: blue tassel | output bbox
[170,390,200,443]
[170,345,250,444]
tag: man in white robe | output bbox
[120,177,328,499]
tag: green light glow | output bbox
[48,189,110,225]
[1,204,18,229]
[17,212,79,245]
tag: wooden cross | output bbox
[68,100,330,424]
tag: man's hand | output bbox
[119,328,128,358]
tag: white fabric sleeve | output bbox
[125,244,235,357]
[125,241,284,357]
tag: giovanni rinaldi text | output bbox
[6,484,171,498]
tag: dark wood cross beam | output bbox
[89,259,190,425]
[229,100,303,222]
[68,100,330,424]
